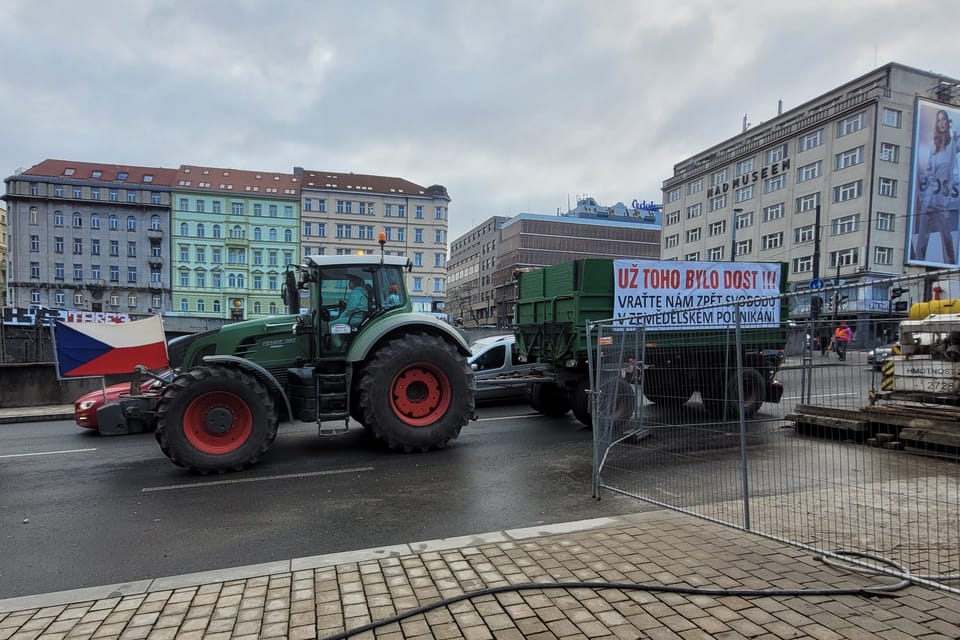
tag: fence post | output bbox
[734,301,751,531]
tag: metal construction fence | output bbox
[588,277,960,593]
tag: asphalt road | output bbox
[0,402,649,600]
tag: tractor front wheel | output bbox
[155,365,277,473]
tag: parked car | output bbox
[469,335,541,402]
[867,344,898,370]
[74,370,173,430]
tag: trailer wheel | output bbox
[155,365,277,474]
[703,368,765,420]
[360,334,474,452]
[527,383,570,417]
[570,378,592,427]
[642,373,691,407]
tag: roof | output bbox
[296,168,447,200]
[304,254,411,268]
[175,165,300,198]
[19,159,178,186]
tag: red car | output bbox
[74,370,173,430]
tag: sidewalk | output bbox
[0,403,73,425]
[1,509,956,639]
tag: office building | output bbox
[661,62,960,334]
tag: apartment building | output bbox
[449,198,662,328]
[296,168,450,315]
[3,160,177,314]
[169,165,300,320]
[661,62,960,333]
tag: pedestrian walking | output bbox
[833,321,852,361]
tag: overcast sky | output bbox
[2,0,958,242]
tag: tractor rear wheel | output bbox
[155,365,277,473]
[702,368,766,420]
[359,334,474,452]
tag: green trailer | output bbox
[510,258,788,425]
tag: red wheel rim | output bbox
[389,362,452,427]
[183,391,253,454]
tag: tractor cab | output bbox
[284,254,412,356]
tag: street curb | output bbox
[0,412,74,425]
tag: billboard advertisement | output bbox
[907,98,960,267]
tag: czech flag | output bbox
[53,315,169,378]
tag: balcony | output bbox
[86,279,106,289]
[148,257,164,267]
[148,282,164,291]
[147,229,164,241]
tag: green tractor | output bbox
[153,251,475,474]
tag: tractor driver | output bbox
[329,274,369,348]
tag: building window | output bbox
[686,203,702,219]
[127,241,136,257]
[796,160,822,183]
[196,270,205,287]
[196,223,205,238]
[53,210,63,225]
[91,265,101,279]
[709,194,727,211]
[179,245,189,262]
[792,255,813,273]
[127,267,137,283]
[128,294,138,308]
[30,235,39,251]
[73,264,83,280]
[91,214,100,229]
[707,246,724,261]
[762,203,784,222]
[109,215,119,230]
[735,185,754,203]
[31,289,41,303]
[875,246,894,265]
[831,213,861,235]
[412,277,423,292]
[196,299,205,312]
[708,220,726,236]
[882,108,902,128]
[284,205,293,218]
[761,232,783,250]
[837,112,866,137]
[683,252,700,261]
[415,205,424,219]
[110,266,119,282]
[110,240,119,256]
[196,199,205,213]
[835,146,864,170]
[74,186,82,199]
[735,239,752,256]
[665,234,679,248]
[666,188,681,202]
[73,212,83,228]
[55,290,65,305]
[735,210,753,229]
[213,225,221,238]
[685,227,701,242]
[766,143,787,164]
[126,190,135,203]
[795,192,820,213]
[829,248,859,267]
[665,210,680,225]
[798,129,823,152]
[688,179,703,195]
[736,157,755,175]
[794,224,815,243]
[711,169,727,187]
[73,238,83,254]
[763,174,785,193]
[54,263,64,279]
[833,180,862,203]
[878,177,897,197]
[413,252,423,267]
[151,193,161,205]
[876,211,895,231]
[232,202,243,216]
[269,204,278,217]
[253,204,262,217]
[56,237,65,253]
[73,292,83,306]
[127,216,137,231]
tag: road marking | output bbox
[474,413,542,422]
[0,447,97,459]
[782,392,859,400]
[142,466,375,493]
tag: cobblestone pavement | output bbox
[1,510,957,640]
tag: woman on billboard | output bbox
[914,108,960,265]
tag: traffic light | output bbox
[890,286,904,300]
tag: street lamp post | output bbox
[730,208,743,262]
